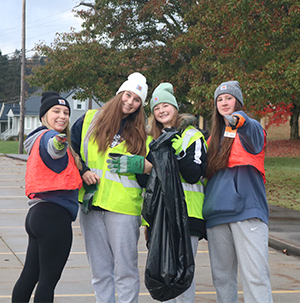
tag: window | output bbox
[25,117,32,129]
[74,100,86,110]
[33,117,41,129]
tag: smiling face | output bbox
[43,105,70,132]
[153,102,177,128]
[121,91,142,118]
[216,93,237,117]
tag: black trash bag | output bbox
[142,130,195,302]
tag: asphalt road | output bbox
[0,155,300,302]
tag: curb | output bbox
[269,236,300,257]
[3,154,28,162]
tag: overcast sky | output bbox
[0,0,88,58]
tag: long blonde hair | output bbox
[205,101,243,178]
[41,113,82,170]
[88,93,147,156]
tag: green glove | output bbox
[82,182,98,214]
[171,134,183,155]
[107,153,144,174]
[53,134,67,150]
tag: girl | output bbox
[12,91,83,303]
[147,82,207,303]
[71,72,150,303]
[203,81,273,303]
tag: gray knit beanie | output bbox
[214,81,243,106]
[150,83,179,113]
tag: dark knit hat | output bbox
[214,81,244,107]
[39,91,70,121]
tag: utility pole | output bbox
[76,1,94,109]
[18,0,26,154]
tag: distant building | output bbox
[0,90,102,141]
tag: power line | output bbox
[0,49,32,58]
[0,12,80,39]
[2,23,80,56]
[0,7,76,36]
[1,3,83,57]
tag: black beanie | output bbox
[39,91,71,121]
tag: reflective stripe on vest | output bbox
[180,126,207,220]
[182,182,204,193]
[81,109,99,165]
[25,130,82,198]
[90,168,142,189]
[79,110,143,216]
[182,128,198,151]
[148,127,207,220]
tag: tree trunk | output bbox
[290,103,299,140]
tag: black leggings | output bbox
[12,202,73,303]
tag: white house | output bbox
[0,90,102,141]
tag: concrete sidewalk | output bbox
[4,153,300,258]
[1,154,300,302]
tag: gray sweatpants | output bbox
[80,210,141,303]
[162,235,199,303]
[207,219,273,303]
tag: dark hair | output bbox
[205,100,243,178]
[149,109,179,140]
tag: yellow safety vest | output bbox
[180,126,207,220]
[147,126,207,220]
[79,110,144,216]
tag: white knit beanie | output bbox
[116,72,148,105]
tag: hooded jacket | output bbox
[24,126,82,221]
[203,111,269,229]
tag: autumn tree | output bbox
[181,0,300,139]
[28,0,202,112]
[28,0,300,138]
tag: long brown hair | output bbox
[88,93,147,156]
[205,101,243,178]
[149,109,180,140]
[41,113,82,170]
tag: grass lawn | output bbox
[0,141,25,154]
[265,157,300,211]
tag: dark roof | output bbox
[24,90,73,116]
[0,103,20,121]
[24,94,41,115]
[0,90,80,120]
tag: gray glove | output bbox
[224,115,237,127]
